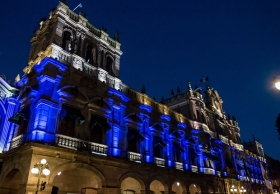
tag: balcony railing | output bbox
[204,168,215,175]
[10,135,23,149]
[175,162,183,170]
[191,165,198,173]
[56,134,108,156]
[154,157,165,167]
[128,152,142,163]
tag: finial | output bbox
[177,86,180,94]
[141,84,146,94]
[114,31,119,42]
[14,74,20,84]
[171,89,174,96]
[188,82,192,91]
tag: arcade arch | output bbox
[150,180,167,194]
[49,163,105,194]
[171,181,184,194]
[189,184,201,194]
[0,169,23,194]
[52,168,101,193]
[121,177,142,194]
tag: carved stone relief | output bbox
[73,57,83,71]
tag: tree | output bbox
[275,113,280,140]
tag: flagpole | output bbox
[73,3,82,11]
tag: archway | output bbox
[150,180,165,194]
[172,182,184,194]
[121,177,142,194]
[0,169,23,194]
[52,168,102,193]
[189,184,201,194]
[208,185,214,194]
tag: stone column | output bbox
[102,48,107,69]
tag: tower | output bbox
[0,2,270,194]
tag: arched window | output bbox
[9,107,30,136]
[127,127,144,153]
[153,136,166,158]
[89,115,110,144]
[85,44,93,64]
[173,142,183,162]
[62,31,71,52]
[106,56,115,76]
[58,105,85,137]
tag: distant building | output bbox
[0,2,271,194]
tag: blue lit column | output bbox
[139,104,152,163]
[197,144,204,173]
[26,99,60,143]
[231,148,239,179]
[184,141,191,170]
[0,97,18,151]
[107,89,129,157]
[160,114,171,167]
[217,144,227,176]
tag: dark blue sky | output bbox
[1,0,280,160]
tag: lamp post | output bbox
[230,185,237,194]
[240,186,247,193]
[31,159,50,194]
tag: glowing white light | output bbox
[57,172,61,176]
[42,168,50,176]
[177,182,180,186]
[244,190,246,192]
[194,184,196,187]
[31,167,39,174]
[275,82,280,90]
[40,159,47,164]
[234,189,237,192]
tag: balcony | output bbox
[175,162,183,170]
[56,134,108,156]
[10,135,23,149]
[128,152,142,163]
[191,165,198,173]
[204,168,215,175]
[154,157,165,167]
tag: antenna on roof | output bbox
[73,3,82,11]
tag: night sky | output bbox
[1,0,280,160]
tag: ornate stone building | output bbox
[0,2,271,194]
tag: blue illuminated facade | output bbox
[0,2,271,194]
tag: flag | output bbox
[261,163,273,190]
[200,77,208,82]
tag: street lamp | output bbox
[240,186,246,193]
[230,185,237,193]
[273,76,280,90]
[31,159,50,194]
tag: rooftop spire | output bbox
[188,82,192,91]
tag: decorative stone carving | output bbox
[98,68,107,83]
[73,57,83,71]
[83,63,96,76]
